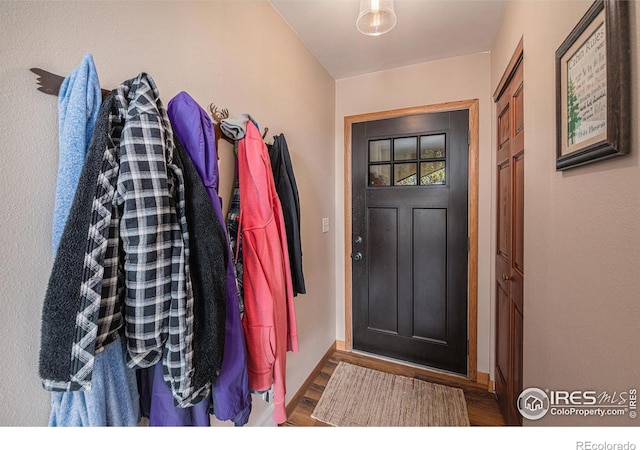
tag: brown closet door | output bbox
[495,52,524,426]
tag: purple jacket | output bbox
[164,91,251,426]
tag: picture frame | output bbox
[555,0,631,171]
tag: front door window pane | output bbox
[395,163,418,186]
[394,137,417,161]
[369,139,391,162]
[420,161,446,185]
[370,164,391,186]
[420,134,446,159]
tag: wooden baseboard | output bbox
[477,371,496,393]
[477,371,489,387]
[335,340,346,351]
[285,342,337,419]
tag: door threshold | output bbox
[349,349,472,383]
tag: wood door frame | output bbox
[494,37,524,102]
[344,99,480,381]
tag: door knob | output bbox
[502,274,512,281]
[353,252,363,261]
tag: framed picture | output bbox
[555,0,631,171]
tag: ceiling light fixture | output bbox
[356,0,397,36]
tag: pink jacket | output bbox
[237,121,299,424]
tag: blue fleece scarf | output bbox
[52,53,101,255]
[48,55,140,427]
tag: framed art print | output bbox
[555,0,631,171]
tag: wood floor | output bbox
[282,345,506,427]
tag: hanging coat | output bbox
[138,134,229,425]
[167,92,251,426]
[46,54,140,426]
[220,114,259,317]
[39,91,124,391]
[268,134,306,296]
[226,170,244,315]
[238,121,299,425]
[171,135,228,394]
[40,73,205,408]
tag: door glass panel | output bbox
[369,164,390,186]
[420,161,445,185]
[394,137,417,160]
[369,139,391,162]
[394,163,417,186]
[368,135,447,187]
[420,134,446,159]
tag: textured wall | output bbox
[0,1,336,426]
[490,0,640,426]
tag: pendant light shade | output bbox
[356,0,397,36]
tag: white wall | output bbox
[335,53,494,376]
[491,0,640,426]
[0,0,336,426]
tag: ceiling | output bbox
[269,0,507,79]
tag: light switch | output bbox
[322,217,330,233]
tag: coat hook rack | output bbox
[208,106,270,144]
[30,67,232,148]
[208,103,235,146]
[30,67,111,99]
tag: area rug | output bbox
[311,362,470,427]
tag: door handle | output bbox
[502,274,512,281]
[353,252,363,261]
[354,236,363,244]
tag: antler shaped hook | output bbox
[208,103,229,123]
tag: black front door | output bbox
[351,110,469,375]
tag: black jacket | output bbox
[172,136,228,390]
[268,134,306,296]
[39,92,118,387]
